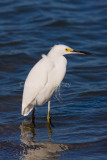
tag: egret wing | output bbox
[22,55,53,116]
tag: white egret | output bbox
[22,44,92,124]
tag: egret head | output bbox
[49,44,73,56]
[48,44,93,57]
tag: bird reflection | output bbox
[20,120,93,160]
[20,120,69,160]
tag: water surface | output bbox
[0,0,107,159]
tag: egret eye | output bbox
[65,48,68,52]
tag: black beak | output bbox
[73,49,94,56]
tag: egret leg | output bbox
[47,101,54,127]
[31,107,35,124]
[47,101,51,124]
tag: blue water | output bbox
[0,0,107,159]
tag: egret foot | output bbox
[47,114,54,127]
[47,113,51,124]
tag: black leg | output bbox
[31,107,35,125]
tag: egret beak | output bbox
[71,49,94,56]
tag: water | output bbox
[0,0,107,159]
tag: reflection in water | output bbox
[20,121,96,160]
[20,121,36,146]
[20,121,69,160]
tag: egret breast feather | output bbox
[22,55,53,116]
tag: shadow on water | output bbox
[19,120,100,160]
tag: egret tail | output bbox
[22,104,34,116]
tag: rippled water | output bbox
[0,0,107,159]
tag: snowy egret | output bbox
[22,44,92,124]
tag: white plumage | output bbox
[22,44,87,119]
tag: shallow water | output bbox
[0,0,107,159]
